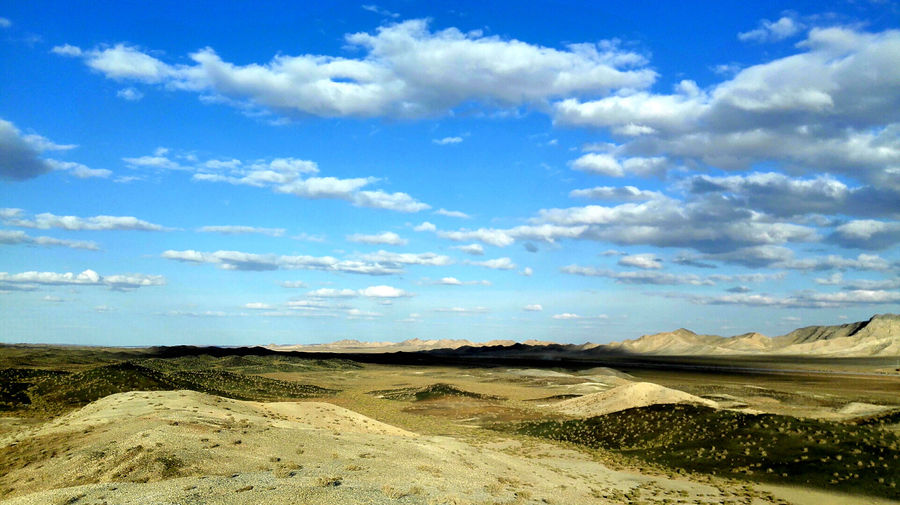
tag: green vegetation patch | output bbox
[502,404,900,499]
[141,355,362,375]
[19,359,339,415]
[27,362,172,411]
[0,368,69,411]
[370,383,502,401]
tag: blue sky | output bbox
[1,1,899,346]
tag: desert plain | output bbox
[0,315,898,505]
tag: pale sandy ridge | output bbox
[551,382,718,417]
[0,390,731,505]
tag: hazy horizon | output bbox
[2,1,900,346]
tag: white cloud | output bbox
[162,249,401,275]
[359,285,410,298]
[361,4,399,18]
[307,288,359,298]
[2,209,167,231]
[116,87,144,101]
[453,243,484,255]
[0,230,99,250]
[0,269,164,291]
[414,221,437,232]
[244,302,275,310]
[554,27,900,187]
[292,232,326,242]
[123,154,182,170]
[672,289,900,309]
[433,136,463,145]
[828,220,900,250]
[434,306,489,315]
[279,280,307,288]
[618,253,662,270]
[552,313,581,320]
[199,225,285,236]
[439,223,587,247]
[347,231,407,245]
[523,304,543,311]
[358,250,453,267]
[55,20,655,119]
[0,118,88,181]
[570,153,623,177]
[469,257,516,270]
[562,265,715,286]
[170,151,431,213]
[570,185,663,201]
[738,16,804,43]
[435,208,471,219]
[521,267,533,276]
[434,277,490,286]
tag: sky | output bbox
[1,1,899,346]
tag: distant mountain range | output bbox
[603,313,900,357]
[270,314,900,357]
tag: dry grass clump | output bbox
[316,475,343,487]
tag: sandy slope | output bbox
[0,390,737,505]
[552,382,718,417]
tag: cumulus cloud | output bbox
[434,277,490,286]
[359,285,410,298]
[469,257,516,270]
[162,248,451,275]
[54,20,655,119]
[414,221,437,232]
[347,231,407,245]
[738,16,804,43]
[0,230,99,250]
[670,289,900,309]
[561,265,714,286]
[570,153,623,177]
[554,27,900,188]
[244,302,275,310]
[0,119,103,181]
[162,249,401,275]
[523,304,543,311]
[116,87,144,101]
[439,223,588,247]
[453,243,484,256]
[199,225,285,236]
[434,306,489,315]
[685,172,900,220]
[190,155,427,212]
[703,245,891,271]
[433,136,463,145]
[828,220,900,250]
[435,208,471,218]
[618,253,662,269]
[357,250,453,267]
[0,269,164,291]
[570,185,663,201]
[307,288,359,298]
[1,209,168,231]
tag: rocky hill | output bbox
[604,314,900,357]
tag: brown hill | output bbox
[597,314,899,357]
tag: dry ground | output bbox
[1,357,898,505]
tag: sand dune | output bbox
[0,390,736,505]
[552,382,718,417]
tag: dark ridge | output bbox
[369,383,503,401]
[499,404,900,500]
